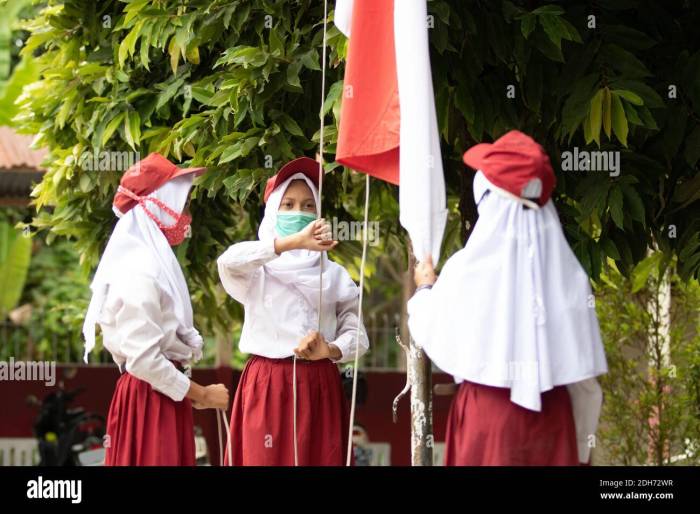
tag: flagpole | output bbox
[408,337,433,465]
[405,241,433,466]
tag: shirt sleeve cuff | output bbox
[330,333,362,364]
[266,238,279,257]
[159,370,191,402]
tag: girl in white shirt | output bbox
[217,157,369,465]
[408,132,607,465]
[82,153,229,466]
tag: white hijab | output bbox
[259,172,359,312]
[408,171,608,411]
[82,174,203,362]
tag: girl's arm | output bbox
[217,219,337,303]
[113,276,229,408]
[217,240,279,303]
[329,296,370,363]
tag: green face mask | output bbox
[275,211,317,237]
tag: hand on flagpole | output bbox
[414,255,437,288]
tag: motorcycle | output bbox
[27,384,106,466]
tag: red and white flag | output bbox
[335,0,447,263]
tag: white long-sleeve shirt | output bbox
[409,286,602,463]
[217,240,369,363]
[98,274,193,401]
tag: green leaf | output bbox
[269,27,284,57]
[190,85,214,105]
[102,112,125,146]
[532,5,565,16]
[280,114,305,138]
[583,113,594,144]
[124,110,141,150]
[532,30,564,62]
[601,44,651,78]
[118,20,144,68]
[589,89,604,146]
[0,56,39,125]
[672,174,700,209]
[561,73,599,141]
[168,36,180,74]
[520,14,536,39]
[123,0,150,26]
[78,173,93,193]
[610,79,663,108]
[0,221,32,319]
[455,85,475,124]
[219,141,243,164]
[637,106,658,130]
[323,80,343,118]
[215,46,268,68]
[539,15,565,49]
[622,102,643,126]
[286,61,302,88]
[631,251,663,292]
[558,16,583,44]
[608,187,624,229]
[620,183,646,225]
[610,92,629,147]
[601,238,621,260]
[612,89,643,106]
[602,87,612,139]
[299,49,320,70]
[240,137,260,157]
[56,90,77,130]
[156,77,185,110]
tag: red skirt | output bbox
[104,372,195,466]
[225,355,351,466]
[444,381,578,466]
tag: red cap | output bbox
[462,130,556,206]
[263,157,321,203]
[113,153,206,215]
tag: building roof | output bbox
[0,126,47,171]
[0,126,47,205]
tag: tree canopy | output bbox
[12,0,700,336]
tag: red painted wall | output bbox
[0,365,453,466]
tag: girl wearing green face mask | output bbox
[217,162,369,466]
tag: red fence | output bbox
[0,364,454,466]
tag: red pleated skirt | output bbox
[104,372,195,466]
[225,355,352,466]
[444,381,578,466]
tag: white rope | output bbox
[216,407,232,466]
[346,173,370,465]
[292,0,370,468]
[292,354,299,466]
[216,406,223,465]
[291,0,330,468]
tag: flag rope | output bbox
[292,0,370,467]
